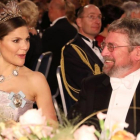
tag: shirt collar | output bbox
[79,33,95,43]
[110,68,140,90]
[50,16,66,26]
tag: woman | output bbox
[18,0,42,70]
[95,4,124,47]
[65,0,78,31]
[0,0,57,123]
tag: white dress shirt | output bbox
[82,37,104,63]
[104,68,140,132]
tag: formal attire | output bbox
[36,11,51,34]
[25,33,42,70]
[0,90,34,122]
[42,17,77,95]
[105,69,140,133]
[61,33,103,102]
[68,73,140,134]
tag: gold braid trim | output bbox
[70,44,101,75]
[61,46,79,101]
[71,44,95,74]
[61,44,101,101]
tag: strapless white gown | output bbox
[0,90,34,122]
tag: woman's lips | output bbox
[17,54,26,59]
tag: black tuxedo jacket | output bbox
[25,33,42,70]
[42,18,77,94]
[68,74,140,134]
[62,34,103,99]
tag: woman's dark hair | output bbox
[0,17,27,40]
[100,4,124,28]
[77,6,84,17]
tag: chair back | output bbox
[35,51,53,78]
[52,97,63,124]
[56,65,76,116]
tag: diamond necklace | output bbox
[0,66,19,83]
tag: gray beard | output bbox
[103,61,133,78]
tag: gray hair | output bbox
[108,18,140,51]
[121,1,140,17]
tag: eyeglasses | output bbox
[80,14,102,21]
[101,41,133,52]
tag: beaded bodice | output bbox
[0,90,34,122]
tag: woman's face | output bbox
[0,26,30,66]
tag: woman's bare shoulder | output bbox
[20,66,46,84]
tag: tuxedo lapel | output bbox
[92,75,112,110]
[125,81,140,134]
[85,74,112,116]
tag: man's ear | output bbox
[76,18,82,28]
[135,47,140,60]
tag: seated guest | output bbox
[61,4,103,103]
[121,1,140,18]
[65,0,78,30]
[95,4,124,47]
[35,1,51,36]
[68,18,140,135]
[67,0,89,17]
[42,0,77,95]
[0,0,7,4]
[18,0,42,70]
[0,2,4,7]
[0,0,57,123]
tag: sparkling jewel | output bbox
[0,67,19,83]
[13,70,18,76]
[13,94,22,107]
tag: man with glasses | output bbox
[61,4,103,105]
[68,18,140,135]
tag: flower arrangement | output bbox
[0,109,139,140]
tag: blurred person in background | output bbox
[36,2,51,36]
[67,0,89,17]
[1,0,8,4]
[65,0,78,30]
[121,1,140,18]
[0,2,5,7]
[18,0,42,70]
[95,4,124,47]
[42,0,77,95]
[35,0,51,33]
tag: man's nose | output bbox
[101,46,110,57]
[94,17,102,23]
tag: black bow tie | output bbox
[79,34,98,48]
[92,40,98,48]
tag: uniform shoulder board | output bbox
[66,39,74,45]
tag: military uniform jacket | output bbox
[61,34,103,101]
